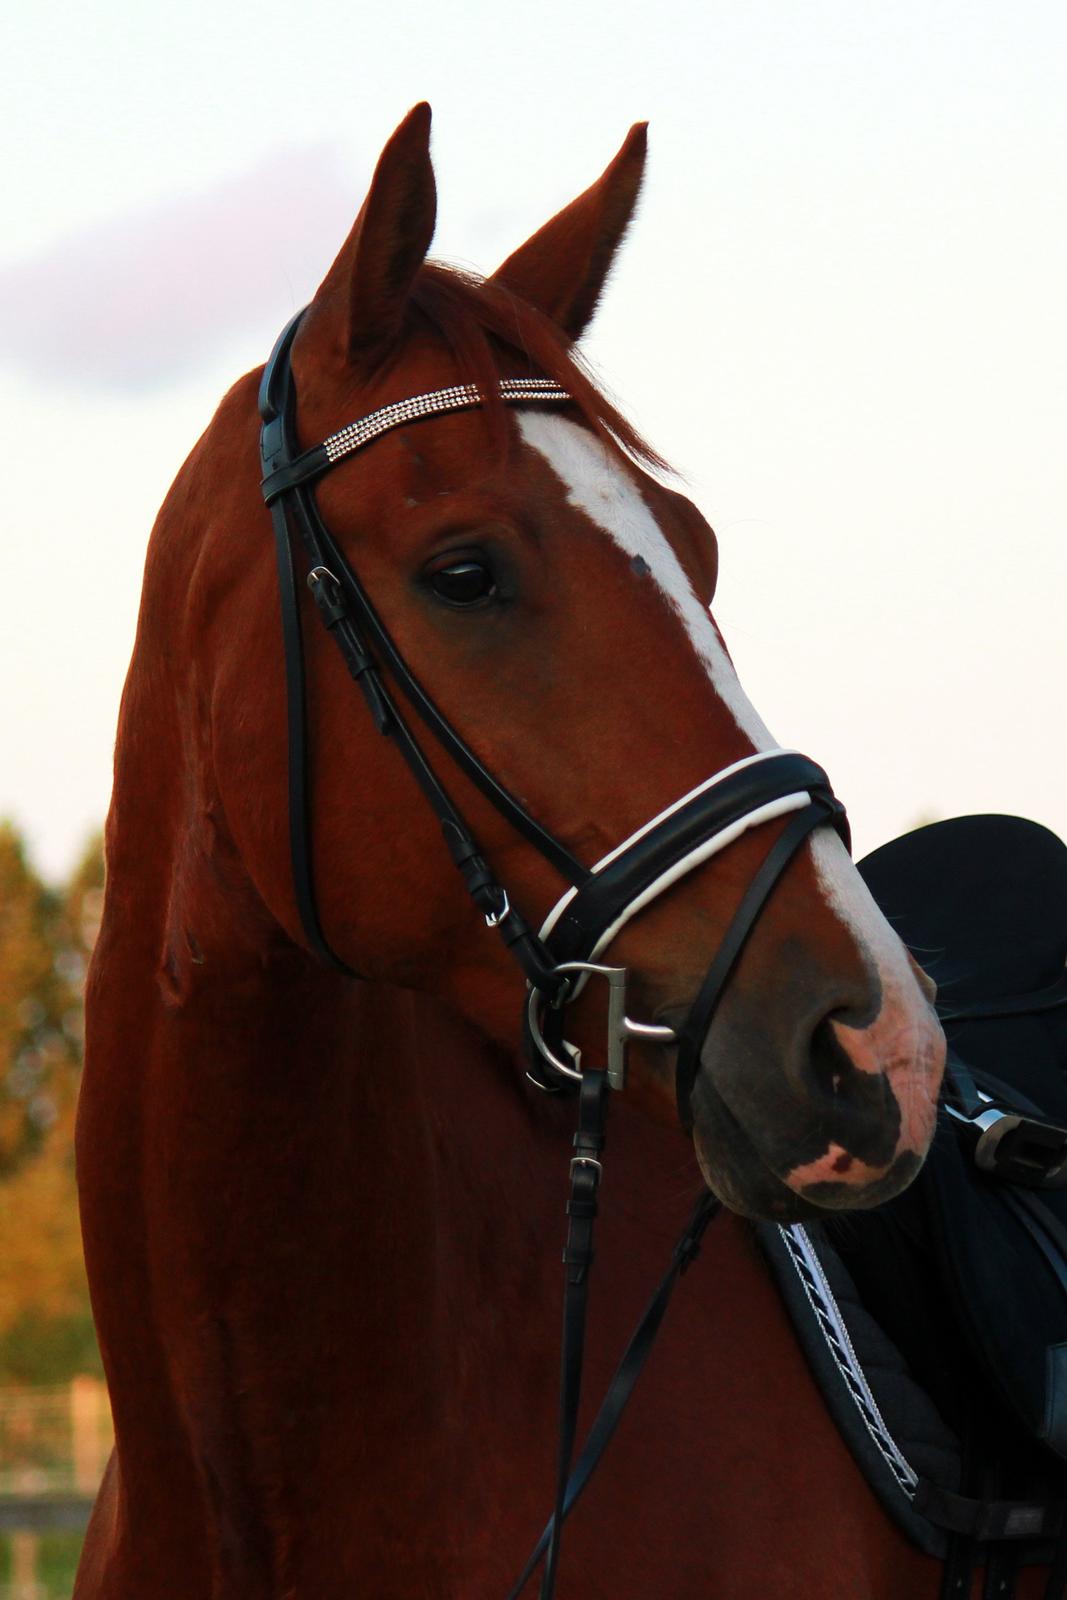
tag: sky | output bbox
[2,0,1065,881]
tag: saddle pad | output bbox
[857,814,1067,1458]
[759,1215,1067,1561]
[757,1218,963,1560]
[758,814,1067,1562]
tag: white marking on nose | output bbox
[517,412,774,748]
[810,829,944,1153]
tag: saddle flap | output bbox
[922,1113,1067,1457]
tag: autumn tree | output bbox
[0,826,105,1382]
[0,824,80,1174]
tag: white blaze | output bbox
[517,412,774,749]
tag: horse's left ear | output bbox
[490,124,647,342]
[300,102,437,373]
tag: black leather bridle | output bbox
[258,308,849,1596]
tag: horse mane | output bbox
[408,262,667,472]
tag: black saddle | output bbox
[758,815,1067,1592]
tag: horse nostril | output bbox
[806,1011,876,1107]
[799,1009,906,1172]
[823,992,881,1032]
[808,1016,850,1103]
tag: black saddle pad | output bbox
[833,816,1067,1461]
[757,814,1067,1566]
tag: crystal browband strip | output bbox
[323,377,571,465]
[262,377,571,502]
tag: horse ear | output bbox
[304,103,437,370]
[490,124,647,342]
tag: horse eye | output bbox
[428,560,497,606]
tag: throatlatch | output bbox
[258,307,849,1599]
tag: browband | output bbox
[263,370,570,502]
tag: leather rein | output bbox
[258,308,849,1596]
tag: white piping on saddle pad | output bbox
[779,1224,918,1499]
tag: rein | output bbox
[258,308,849,1596]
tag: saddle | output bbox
[758,815,1067,1591]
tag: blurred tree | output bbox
[0,823,74,1174]
[53,829,106,1063]
[0,1111,102,1381]
[0,827,105,1381]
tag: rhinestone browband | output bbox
[261,375,573,503]
[322,377,571,466]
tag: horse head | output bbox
[202,104,943,1221]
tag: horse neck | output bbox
[80,692,574,1587]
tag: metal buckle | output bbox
[484,889,511,929]
[947,1103,1067,1188]
[526,962,677,1092]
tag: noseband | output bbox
[258,308,849,1595]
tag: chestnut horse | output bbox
[77,105,1010,1599]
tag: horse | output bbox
[74,103,981,1598]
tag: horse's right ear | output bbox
[300,103,437,373]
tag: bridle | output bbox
[258,308,849,1596]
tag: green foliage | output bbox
[0,1531,84,1598]
[37,1532,86,1594]
[0,1310,103,1387]
[38,1531,85,1595]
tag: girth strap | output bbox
[914,1478,1067,1543]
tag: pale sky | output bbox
[3,0,1065,881]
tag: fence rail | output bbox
[0,1379,111,1599]
[0,1379,110,1502]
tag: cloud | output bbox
[0,147,364,391]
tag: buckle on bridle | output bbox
[483,887,511,929]
[526,962,676,1092]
